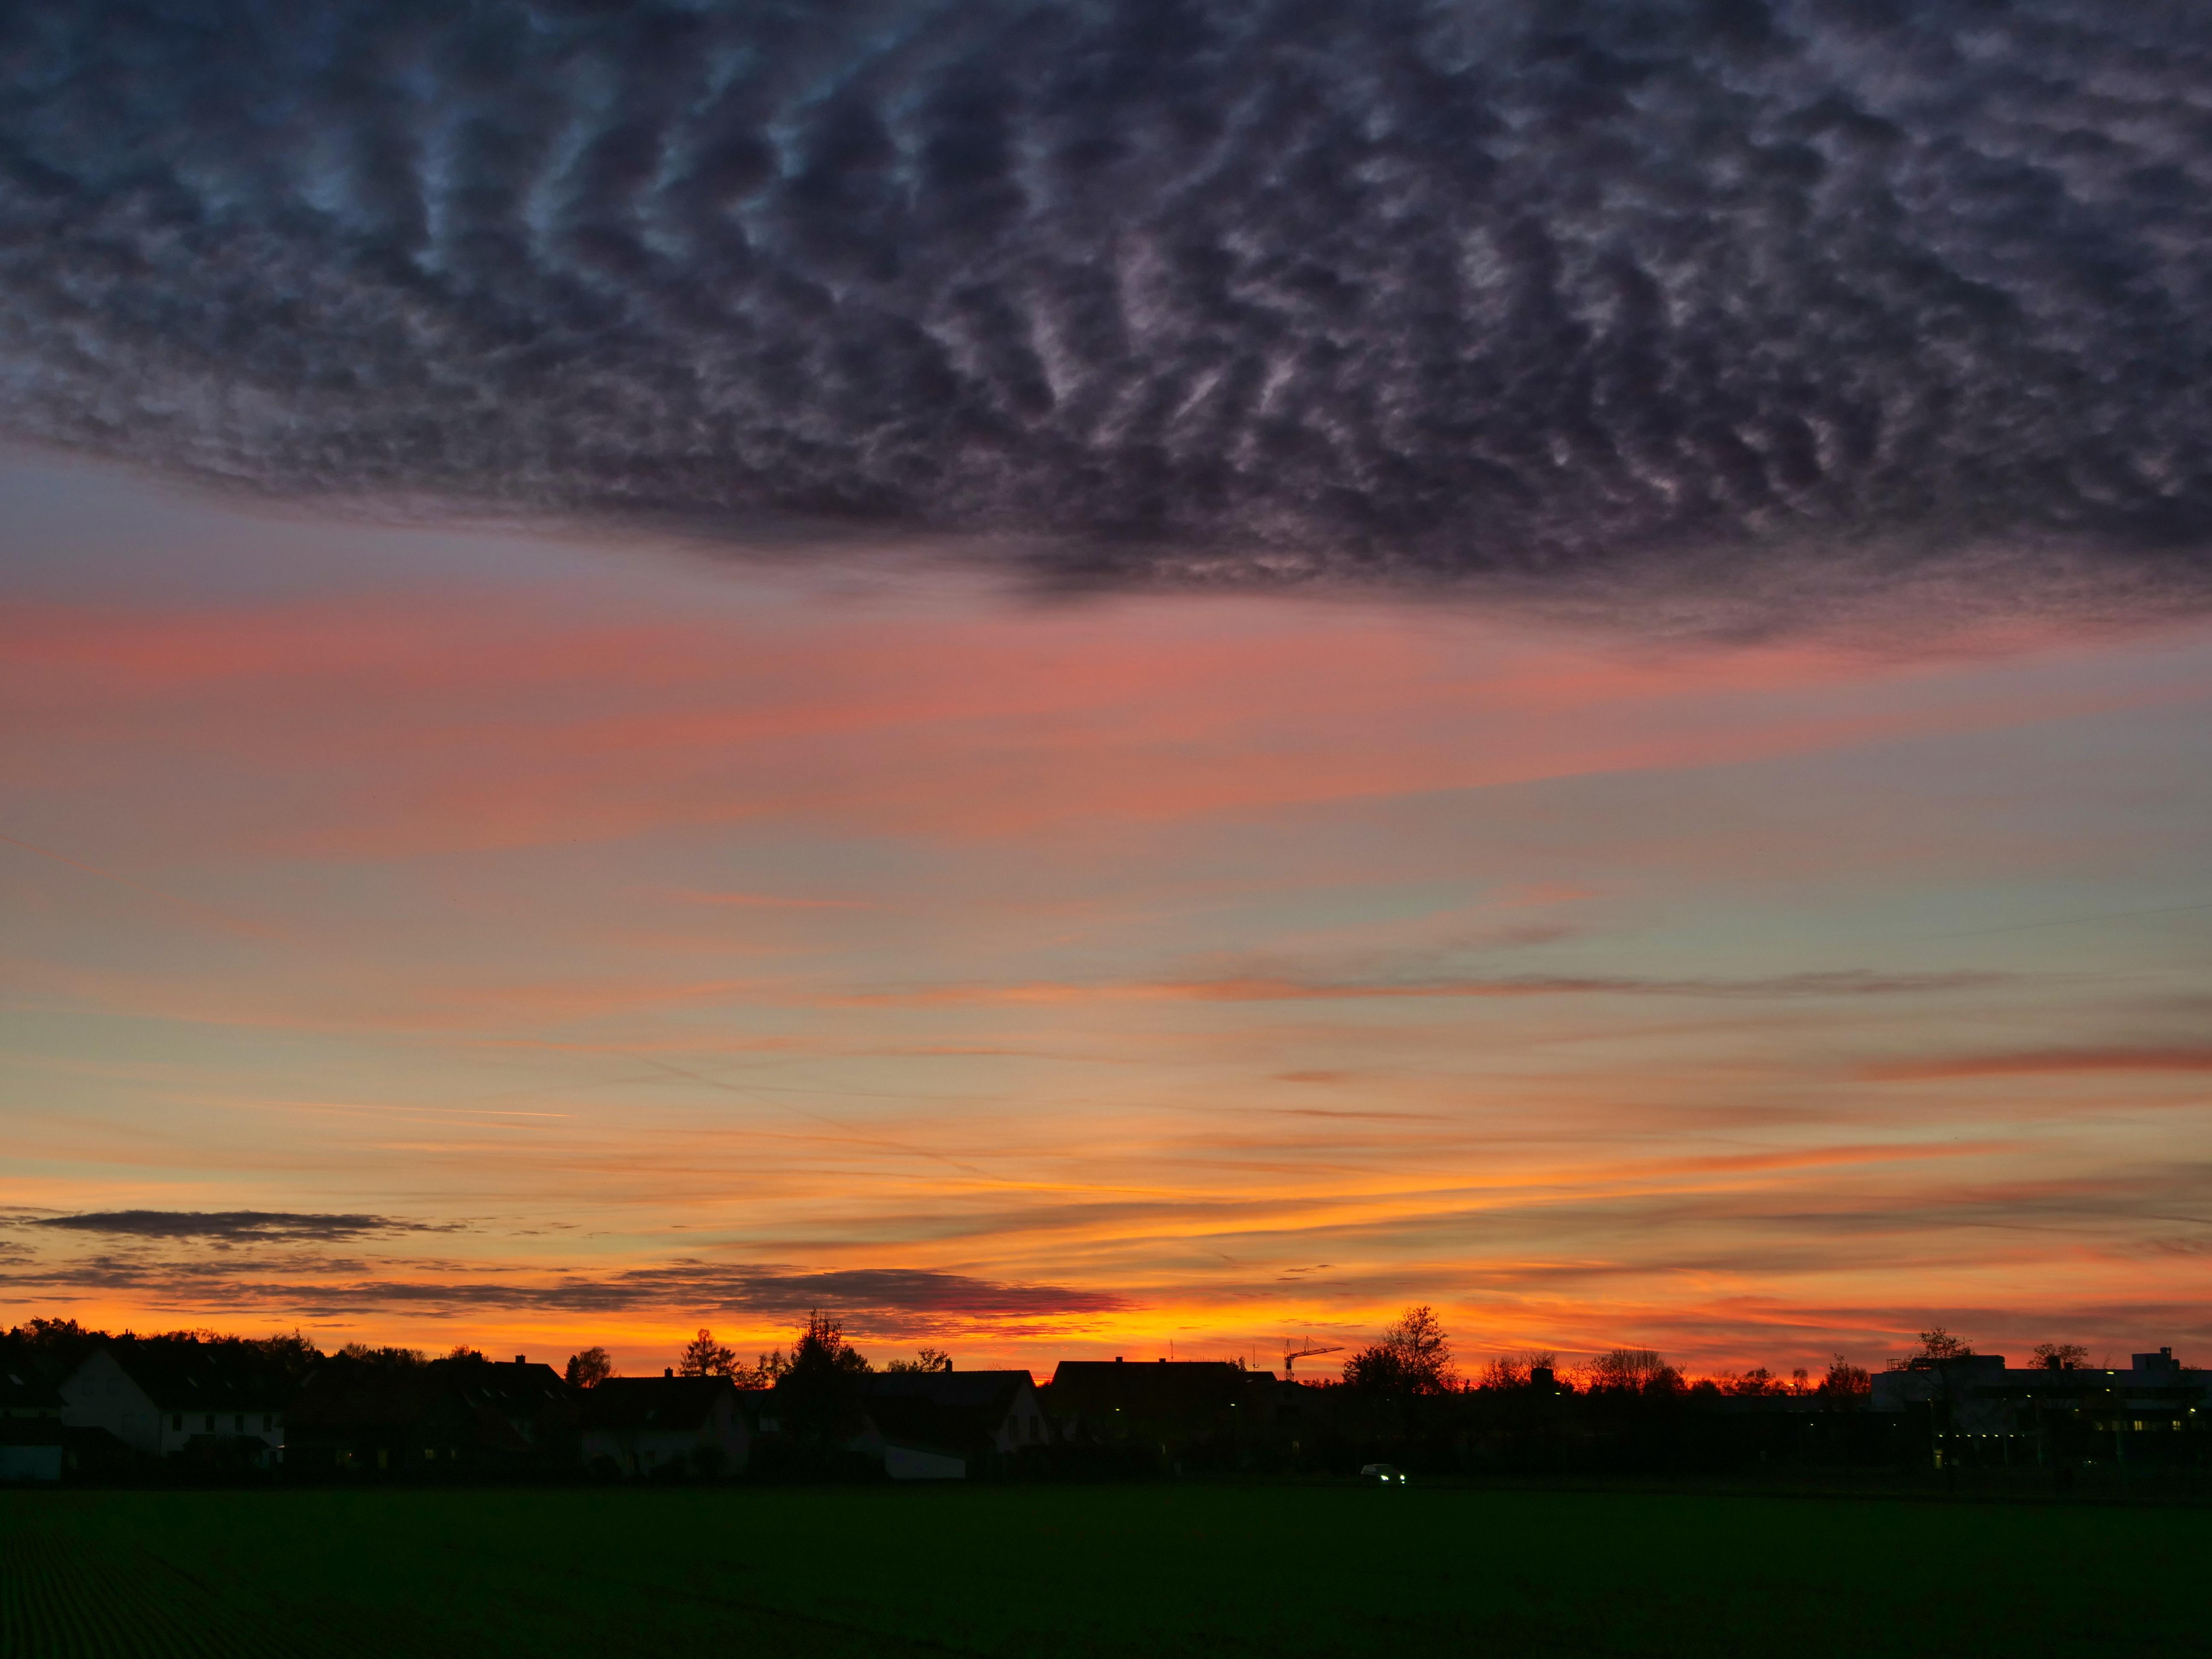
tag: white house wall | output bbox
[61,1350,285,1461]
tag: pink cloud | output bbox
[11,590,2208,862]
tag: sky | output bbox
[3,0,2212,1379]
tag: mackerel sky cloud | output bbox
[3,2,2211,1378]
[6,1,2212,622]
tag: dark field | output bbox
[3,1483,2205,1657]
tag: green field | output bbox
[3,1482,2206,1657]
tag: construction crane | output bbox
[1282,1339,1342,1379]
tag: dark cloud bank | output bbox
[5,1251,1124,1331]
[6,1,2212,623]
[29,1211,436,1243]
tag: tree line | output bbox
[3,1307,2102,1404]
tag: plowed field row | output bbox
[0,1530,297,1659]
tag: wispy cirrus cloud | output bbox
[4,3,2212,626]
[1865,1046,2212,1080]
[824,968,2011,1007]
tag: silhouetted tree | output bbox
[565,1346,616,1387]
[1716,1366,1791,1397]
[1818,1354,1871,1408]
[885,1348,953,1374]
[1343,1306,1455,1395]
[1916,1327,1972,1359]
[5,1317,103,1372]
[11,1316,94,1349]
[677,1329,739,1378]
[771,1310,873,1448]
[445,1345,489,1364]
[2032,1342,2089,1371]
[252,1330,323,1386]
[1586,1349,1683,1394]
[336,1343,426,1368]
[1478,1356,1529,1390]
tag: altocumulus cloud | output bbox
[5,1,2212,620]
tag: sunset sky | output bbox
[4,1,2212,1379]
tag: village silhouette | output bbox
[6,1307,2204,1490]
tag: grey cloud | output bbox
[0,1254,1126,1333]
[32,1210,438,1243]
[5,3,2212,625]
[1163,967,2011,999]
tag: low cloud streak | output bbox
[30,1210,439,1243]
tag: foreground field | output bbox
[3,1482,2205,1657]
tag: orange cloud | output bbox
[1864,1046,2212,1080]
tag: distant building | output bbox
[857,1369,1048,1479]
[0,1363,67,1483]
[288,1354,576,1477]
[580,1374,752,1477]
[435,1355,578,1467]
[59,1343,288,1467]
[1044,1359,1277,1462]
[1871,1348,2209,1467]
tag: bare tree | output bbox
[2032,1342,2089,1371]
[1585,1348,1682,1394]
[1478,1355,1528,1390]
[885,1347,953,1374]
[1916,1327,1972,1359]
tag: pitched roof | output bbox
[1,1366,65,1410]
[428,1357,575,1420]
[862,1370,1032,1409]
[103,1341,293,1409]
[287,1363,454,1432]
[580,1376,736,1432]
[1046,1359,1264,1414]
[288,1361,537,1453]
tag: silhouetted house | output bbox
[288,1355,576,1477]
[59,1343,288,1467]
[857,1369,1048,1479]
[1045,1359,1275,1463]
[1872,1347,2210,1467]
[0,1365,67,1482]
[580,1375,751,1478]
[435,1355,579,1467]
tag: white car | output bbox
[1359,1462,1408,1484]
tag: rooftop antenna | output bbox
[1283,1338,1342,1379]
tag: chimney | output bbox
[1114,1356,1123,1363]
[664,1367,674,1378]
[1530,1365,1555,1391]
[515,1355,525,1365]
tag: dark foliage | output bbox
[564,1346,615,1388]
